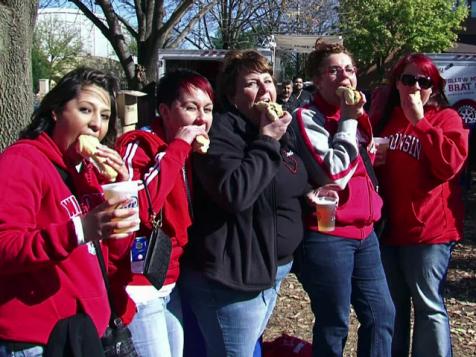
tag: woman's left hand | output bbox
[95,146,129,181]
[81,196,139,241]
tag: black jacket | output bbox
[185,107,283,292]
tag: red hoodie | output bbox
[376,107,468,245]
[110,120,192,324]
[0,133,110,344]
[293,94,383,239]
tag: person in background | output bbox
[179,50,309,357]
[0,67,136,356]
[291,40,395,357]
[371,53,468,357]
[112,69,213,357]
[277,79,294,112]
[287,75,313,112]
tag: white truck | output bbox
[156,48,274,88]
[427,53,476,128]
[428,53,476,186]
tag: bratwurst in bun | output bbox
[336,86,362,105]
[77,135,118,182]
[254,101,284,122]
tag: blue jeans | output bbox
[128,287,183,357]
[0,345,43,357]
[179,261,293,357]
[299,231,395,357]
[381,243,454,357]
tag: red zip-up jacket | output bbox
[0,133,110,344]
[109,120,192,323]
[376,107,468,245]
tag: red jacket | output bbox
[110,120,192,323]
[376,107,468,245]
[0,133,110,344]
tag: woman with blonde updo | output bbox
[291,40,395,357]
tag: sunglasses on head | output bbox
[400,74,432,89]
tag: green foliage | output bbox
[339,0,469,82]
[32,42,50,93]
[32,15,84,88]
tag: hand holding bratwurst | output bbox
[77,135,118,182]
[254,101,284,122]
[336,86,362,105]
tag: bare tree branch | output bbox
[168,0,217,48]
[116,10,138,39]
[68,0,112,41]
[153,0,193,45]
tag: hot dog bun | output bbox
[336,86,362,105]
[254,101,284,122]
[77,135,118,182]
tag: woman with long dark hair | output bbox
[0,67,136,356]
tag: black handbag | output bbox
[142,181,172,290]
[101,320,137,357]
[93,241,138,357]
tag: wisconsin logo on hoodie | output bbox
[60,195,82,218]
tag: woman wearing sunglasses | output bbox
[371,53,468,357]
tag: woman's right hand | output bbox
[259,111,292,141]
[81,196,139,241]
[174,124,208,145]
[400,91,424,125]
[340,91,366,119]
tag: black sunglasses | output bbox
[400,74,432,89]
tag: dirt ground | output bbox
[264,184,476,357]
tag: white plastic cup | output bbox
[373,137,390,165]
[312,189,339,232]
[101,180,140,234]
[374,137,390,152]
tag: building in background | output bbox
[35,7,127,96]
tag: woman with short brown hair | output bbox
[180,50,309,357]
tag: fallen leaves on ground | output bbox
[264,188,476,357]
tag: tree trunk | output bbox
[137,38,160,89]
[0,0,38,151]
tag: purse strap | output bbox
[142,180,163,228]
[359,145,379,193]
[92,241,124,328]
[53,164,123,328]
